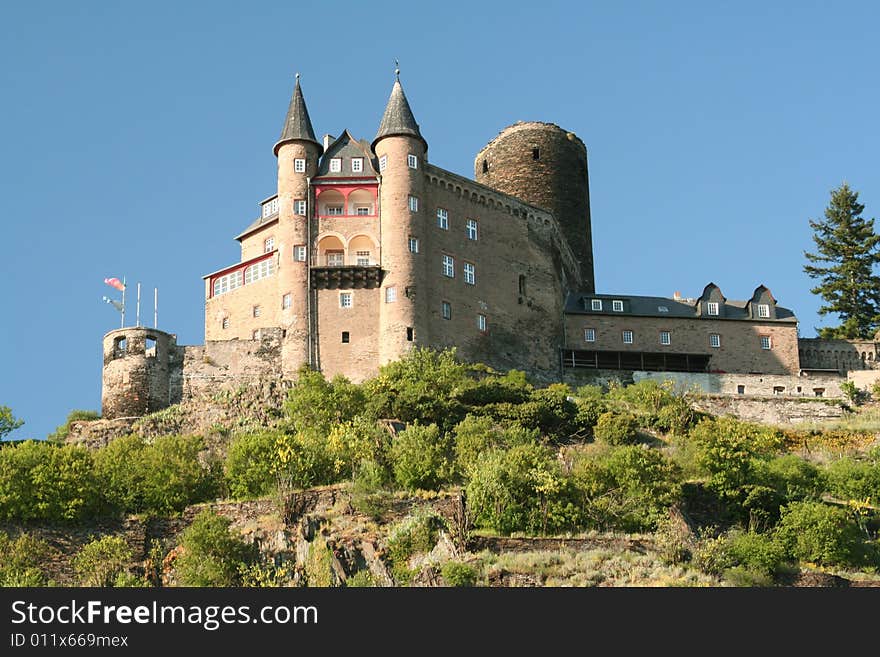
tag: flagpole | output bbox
[154,287,158,329]
[121,276,126,328]
[136,282,141,328]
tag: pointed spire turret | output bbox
[372,73,427,152]
[273,74,322,156]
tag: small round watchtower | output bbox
[475,121,594,292]
[101,327,176,419]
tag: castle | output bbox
[101,73,866,419]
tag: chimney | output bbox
[323,134,334,152]
[673,291,682,300]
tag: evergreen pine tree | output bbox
[804,183,880,339]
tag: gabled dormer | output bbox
[697,282,726,318]
[748,284,777,320]
[316,130,378,179]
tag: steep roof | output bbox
[273,76,321,156]
[316,130,379,178]
[372,78,427,152]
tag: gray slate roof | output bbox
[315,130,379,179]
[372,79,427,151]
[274,78,321,155]
[565,292,798,323]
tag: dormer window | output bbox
[612,300,624,312]
[330,158,342,173]
[707,301,719,316]
[591,299,602,311]
[757,303,770,318]
[351,158,363,173]
[261,197,278,218]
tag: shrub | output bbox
[274,429,338,491]
[840,380,865,405]
[305,533,336,587]
[349,459,393,519]
[141,435,218,514]
[457,369,533,406]
[46,409,101,443]
[0,440,100,521]
[73,535,133,587]
[593,412,639,445]
[284,367,366,436]
[325,416,391,480]
[174,510,257,586]
[573,385,606,430]
[466,444,580,535]
[390,423,454,491]
[224,432,277,499]
[453,415,539,476]
[760,455,825,503]
[775,501,868,567]
[824,452,880,503]
[92,434,148,512]
[0,532,51,586]
[386,508,444,585]
[346,570,376,587]
[441,561,477,587]
[724,530,788,578]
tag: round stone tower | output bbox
[101,327,177,419]
[474,122,594,292]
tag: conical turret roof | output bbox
[372,78,427,152]
[273,76,321,156]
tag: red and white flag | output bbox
[104,277,126,291]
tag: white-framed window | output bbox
[407,154,418,169]
[441,301,452,320]
[760,335,772,350]
[408,195,419,212]
[252,305,261,318]
[213,270,243,296]
[463,262,475,285]
[294,158,306,173]
[262,197,278,218]
[244,258,274,284]
[707,301,720,316]
[466,218,478,240]
[757,303,770,318]
[351,157,363,173]
[591,299,602,311]
[340,292,353,308]
[221,317,229,330]
[282,293,291,309]
[264,237,274,253]
[408,236,419,253]
[660,331,671,346]
[294,200,307,216]
[442,254,454,278]
[330,157,342,173]
[356,251,371,266]
[294,245,307,262]
[379,154,387,171]
[622,330,633,344]
[612,300,624,312]
[478,314,487,333]
[709,333,721,348]
[584,328,596,342]
[326,251,344,267]
[326,205,344,216]
[385,286,397,303]
[355,206,371,216]
[437,208,448,229]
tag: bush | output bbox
[0,532,51,586]
[760,455,825,503]
[345,570,376,587]
[453,415,539,476]
[93,435,148,512]
[284,368,366,436]
[274,429,338,491]
[456,369,533,406]
[570,445,681,532]
[775,501,868,567]
[386,508,444,585]
[73,535,133,586]
[325,416,391,480]
[174,510,257,586]
[593,412,639,445]
[724,530,788,578]
[466,443,580,535]
[573,385,606,430]
[824,452,880,503]
[840,380,866,405]
[441,561,477,587]
[390,423,454,491]
[224,432,278,499]
[0,440,100,521]
[47,409,101,443]
[349,459,393,519]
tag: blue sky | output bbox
[2,1,878,440]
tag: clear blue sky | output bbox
[2,1,878,440]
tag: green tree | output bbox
[0,406,23,440]
[804,183,880,338]
[174,510,257,586]
[73,535,133,586]
[390,423,454,491]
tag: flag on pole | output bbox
[103,296,124,312]
[104,277,126,291]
